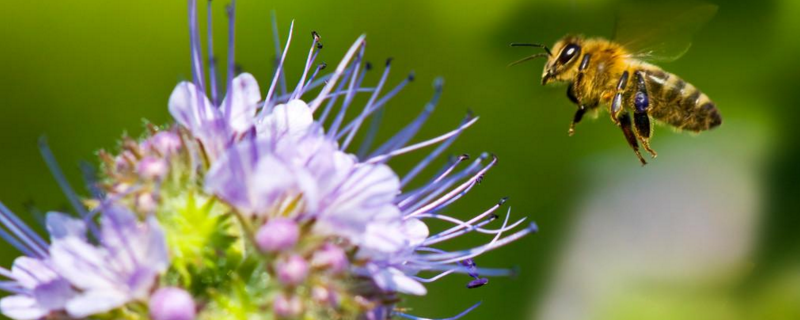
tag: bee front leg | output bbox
[618,112,647,166]
[568,54,593,136]
[632,71,657,158]
[567,84,586,136]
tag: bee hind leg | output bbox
[632,71,657,158]
[618,112,647,166]
[634,111,657,158]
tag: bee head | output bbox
[542,35,584,85]
[509,35,584,85]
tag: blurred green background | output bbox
[1,0,799,319]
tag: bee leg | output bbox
[634,111,657,158]
[632,71,657,158]
[567,84,586,136]
[567,55,594,136]
[618,112,647,166]
[610,71,630,124]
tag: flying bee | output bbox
[511,3,722,165]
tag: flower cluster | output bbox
[0,1,536,319]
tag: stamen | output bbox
[308,35,366,112]
[370,78,443,158]
[316,63,355,124]
[291,31,322,100]
[0,267,14,278]
[356,107,384,159]
[400,113,471,188]
[261,20,294,116]
[338,57,392,150]
[188,0,206,92]
[38,137,89,218]
[0,202,48,258]
[405,154,496,218]
[327,44,367,138]
[271,11,288,96]
[420,221,538,264]
[0,282,27,295]
[207,0,219,105]
[398,154,483,210]
[393,301,481,320]
[365,112,475,165]
[411,270,455,282]
[298,62,326,98]
[223,1,237,119]
[337,71,414,143]
[433,154,470,184]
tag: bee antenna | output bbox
[510,43,552,57]
[507,53,549,67]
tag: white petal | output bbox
[221,73,261,133]
[0,295,48,320]
[402,218,430,247]
[64,290,128,318]
[143,216,169,273]
[11,257,58,290]
[49,237,116,291]
[32,278,75,311]
[168,81,217,131]
[372,267,427,296]
[361,220,407,253]
[46,212,86,240]
[257,99,314,140]
[316,162,400,240]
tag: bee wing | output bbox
[613,3,717,63]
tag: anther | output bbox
[407,71,415,81]
[385,57,393,66]
[319,62,327,70]
[498,197,509,205]
[467,278,489,289]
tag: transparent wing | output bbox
[613,3,718,63]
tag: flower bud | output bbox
[147,131,183,156]
[311,243,348,274]
[276,254,308,286]
[255,218,299,253]
[136,192,157,213]
[273,294,302,318]
[149,287,196,320]
[137,156,169,180]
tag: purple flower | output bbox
[166,2,538,317]
[0,200,169,319]
[48,205,168,317]
[0,203,77,320]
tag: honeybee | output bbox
[511,4,722,165]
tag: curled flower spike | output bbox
[0,1,537,319]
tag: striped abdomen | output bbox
[639,68,722,132]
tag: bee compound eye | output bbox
[559,44,581,64]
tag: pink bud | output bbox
[311,243,348,274]
[273,294,303,318]
[147,131,182,156]
[149,287,196,320]
[276,255,308,286]
[255,218,299,253]
[311,286,331,304]
[136,193,157,213]
[137,156,169,180]
[115,151,135,172]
